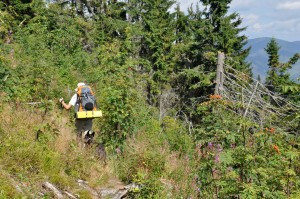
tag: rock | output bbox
[98,183,144,199]
[99,188,128,199]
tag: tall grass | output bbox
[0,102,111,197]
[111,118,198,198]
[0,101,198,198]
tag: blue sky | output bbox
[176,0,300,41]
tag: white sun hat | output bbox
[75,82,85,91]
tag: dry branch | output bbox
[42,182,63,199]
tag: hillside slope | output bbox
[0,102,123,198]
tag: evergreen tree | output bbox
[174,4,192,45]
[173,4,212,104]
[178,0,251,101]
[257,74,261,83]
[1,0,37,22]
[173,0,251,131]
[265,38,281,92]
[265,38,300,94]
[138,0,176,105]
[200,0,250,72]
[172,4,195,99]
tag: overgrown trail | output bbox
[0,102,126,198]
[52,107,129,198]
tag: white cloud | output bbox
[241,14,259,24]
[277,1,300,10]
[176,0,300,41]
[231,0,253,9]
[264,19,300,30]
[248,18,300,40]
[252,23,263,32]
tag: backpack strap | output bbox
[76,93,80,111]
[77,86,84,111]
[77,85,96,111]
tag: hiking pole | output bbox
[58,98,64,126]
[59,98,64,110]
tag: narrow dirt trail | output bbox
[52,109,127,198]
[0,104,127,198]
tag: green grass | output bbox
[0,103,114,197]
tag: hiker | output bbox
[59,82,94,137]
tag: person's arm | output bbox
[61,99,72,110]
[60,94,76,110]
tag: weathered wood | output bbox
[64,191,77,199]
[42,182,63,199]
[24,102,42,105]
[243,81,259,118]
[237,81,260,134]
[23,100,53,105]
[215,52,225,95]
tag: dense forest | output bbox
[1,0,300,198]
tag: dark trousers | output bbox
[75,119,93,137]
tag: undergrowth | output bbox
[0,102,111,197]
[0,100,197,198]
[112,117,198,198]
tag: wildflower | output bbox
[273,145,280,154]
[215,154,220,163]
[265,127,275,134]
[269,128,275,133]
[208,142,213,149]
[209,94,222,99]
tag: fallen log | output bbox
[42,182,63,199]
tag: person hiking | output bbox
[59,82,94,138]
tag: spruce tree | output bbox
[173,4,211,103]
[265,38,281,92]
[138,0,176,105]
[174,4,192,45]
[200,0,250,72]
[173,0,251,127]
[265,38,300,94]
[179,0,251,100]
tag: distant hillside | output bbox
[245,37,300,81]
